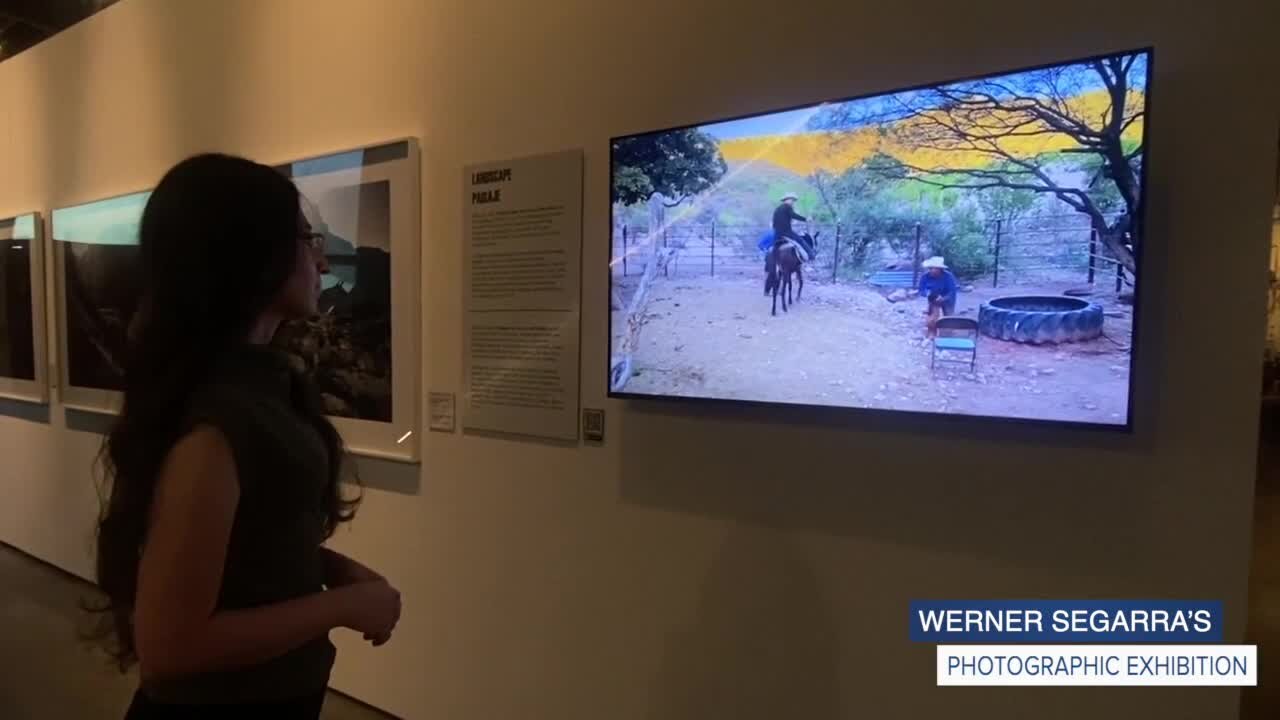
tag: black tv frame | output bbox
[607,46,1154,433]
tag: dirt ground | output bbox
[612,273,1134,425]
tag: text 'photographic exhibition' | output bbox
[609,48,1150,429]
[0,213,47,403]
[273,139,422,462]
[463,149,584,441]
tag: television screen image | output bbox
[609,49,1150,428]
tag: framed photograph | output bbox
[0,212,49,404]
[51,191,149,414]
[272,138,422,462]
[49,139,422,461]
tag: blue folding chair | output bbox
[931,317,978,371]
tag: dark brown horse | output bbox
[767,231,818,316]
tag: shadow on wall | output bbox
[0,397,50,425]
[647,525,840,720]
[64,408,116,437]
[616,397,1151,577]
[350,454,420,497]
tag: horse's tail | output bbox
[764,248,777,276]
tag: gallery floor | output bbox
[0,542,391,719]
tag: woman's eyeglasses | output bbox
[300,231,325,252]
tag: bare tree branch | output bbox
[1117,111,1144,137]
[1044,68,1074,118]
[1093,60,1116,96]
[872,57,1145,274]
[810,171,840,221]
[947,83,1101,139]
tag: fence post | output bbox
[622,224,628,277]
[911,223,922,288]
[992,219,1002,288]
[710,221,716,278]
[832,222,842,283]
[1116,256,1123,293]
[662,211,669,279]
[1087,228,1097,284]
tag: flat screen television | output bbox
[608,48,1151,429]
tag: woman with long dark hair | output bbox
[92,153,401,718]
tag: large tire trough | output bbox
[977,295,1104,344]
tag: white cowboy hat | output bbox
[780,192,799,202]
[921,256,947,269]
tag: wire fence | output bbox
[611,214,1131,291]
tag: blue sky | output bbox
[701,106,825,140]
[52,191,150,245]
[283,149,365,178]
[697,51,1149,140]
[11,213,35,240]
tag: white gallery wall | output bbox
[0,1,1276,718]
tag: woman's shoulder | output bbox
[177,383,257,462]
[188,345,296,414]
[184,378,260,424]
[179,360,289,448]
[162,423,239,485]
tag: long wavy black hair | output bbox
[89,153,360,669]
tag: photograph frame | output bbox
[49,138,422,462]
[51,187,151,415]
[0,211,50,404]
[274,137,423,463]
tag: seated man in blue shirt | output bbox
[918,256,958,316]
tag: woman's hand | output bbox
[321,549,398,645]
[336,579,402,647]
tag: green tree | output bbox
[929,201,991,280]
[809,153,909,272]
[611,129,728,206]
[974,162,1039,227]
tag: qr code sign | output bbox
[582,408,605,442]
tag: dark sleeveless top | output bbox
[140,343,337,704]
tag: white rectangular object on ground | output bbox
[936,644,1257,686]
[462,149,583,441]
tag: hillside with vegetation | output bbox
[614,53,1148,284]
[717,89,1145,177]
